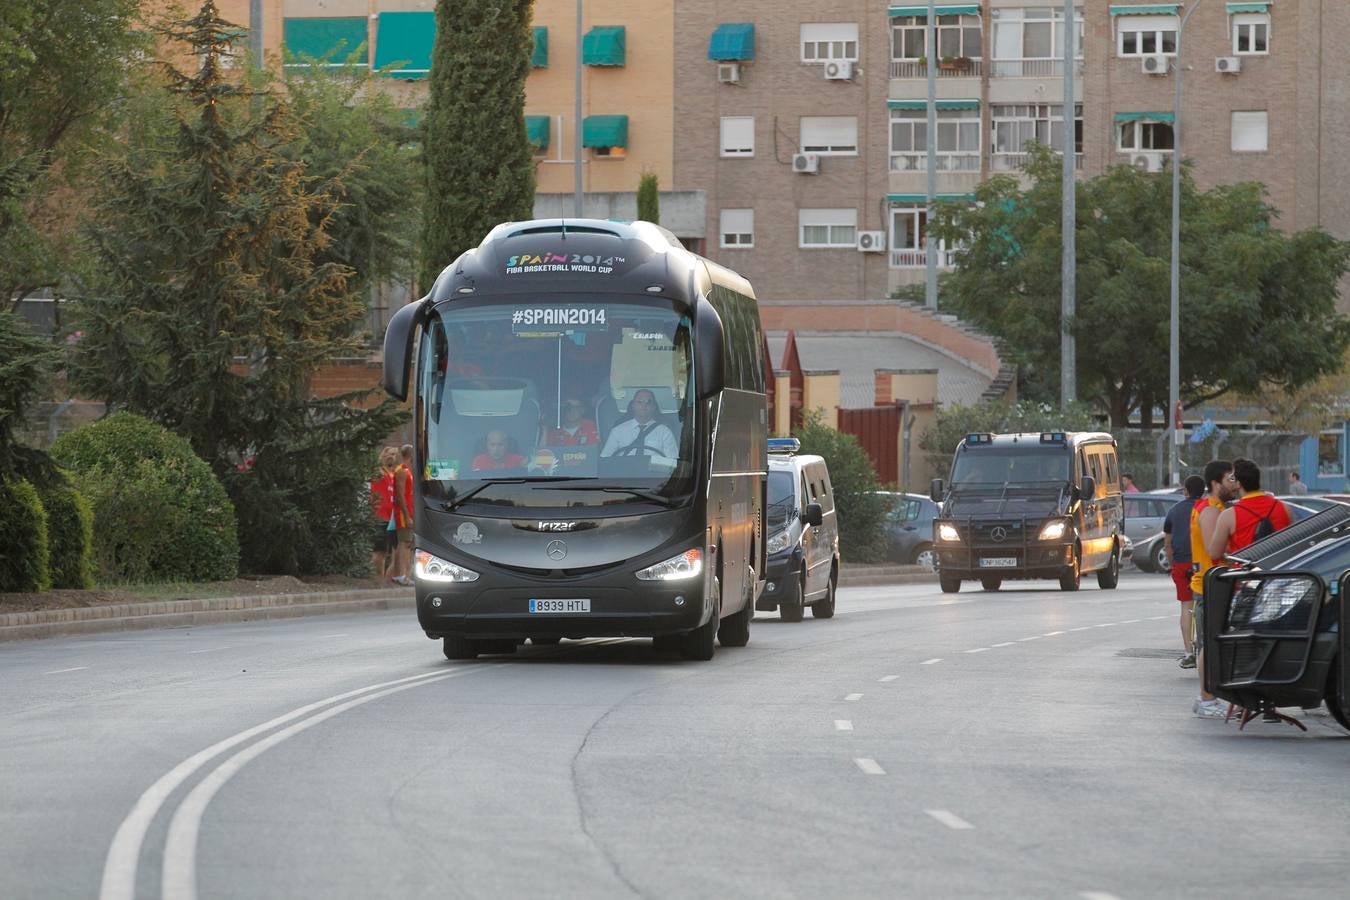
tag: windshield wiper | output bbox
[439,476,582,512]
[596,487,676,507]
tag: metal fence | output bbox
[1114,430,1306,493]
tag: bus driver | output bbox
[600,389,678,461]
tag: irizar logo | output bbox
[537,521,576,532]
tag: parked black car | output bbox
[875,491,938,568]
[1203,504,1350,731]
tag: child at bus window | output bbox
[472,430,526,471]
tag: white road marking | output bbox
[1150,615,1170,620]
[835,720,854,731]
[1080,892,1122,900]
[99,668,478,900]
[1043,630,1065,636]
[920,658,943,665]
[991,642,1015,648]
[964,647,990,654]
[1070,626,1092,632]
[44,666,89,675]
[1094,623,1114,628]
[185,646,232,655]
[317,633,349,638]
[844,693,863,702]
[1121,619,1141,624]
[925,809,974,830]
[1016,636,1042,642]
[878,674,900,682]
[855,758,886,775]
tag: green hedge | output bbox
[51,412,239,582]
[0,477,51,592]
[36,476,96,589]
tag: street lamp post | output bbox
[1169,0,1204,486]
[924,0,937,310]
[1060,0,1076,409]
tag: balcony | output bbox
[990,58,1085,78]
[890,58,983,79]
[991,152,1084,172]
[890,248,959,269]
[890,153,981,173]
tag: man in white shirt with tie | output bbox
[601,389,678,462]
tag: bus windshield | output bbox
[950,448,1070,488]
[418,296,695,508]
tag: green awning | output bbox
[888,4,982,17]
[888,99,980,111]
[373,11,433,79]
[582,115,628,148]
[708,23,755,60]
[532,26,548,68]
[583,26,625,66]
[282,17,367,67]
[525,115,550,151]
[1226,2,1269,13]
[888,193,976,203]
[1109,4,1181,15]
[1114,111,1176,123]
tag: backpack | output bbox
[1239,496,1281,543]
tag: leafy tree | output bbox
[921,400,1101,477]
[793,411,887,563]
[70,3,402,574]
[930,146,1350,426]
[0,0,141,308]
[637,171,660,224]
[420,0,536,289]
[0,308,58,475]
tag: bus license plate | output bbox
[980,557,1017,568]
[529,599,591,614]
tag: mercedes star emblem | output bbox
[546,539,568,561]
[990,526,1008,542]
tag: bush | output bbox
[34,475,95,589]
[51,412,239,582]
[792,412,887,563]
[0,477,51,592]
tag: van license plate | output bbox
[980,558,1017,568]
[529,599,591,614]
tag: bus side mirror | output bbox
[382,301,424,402]
[1078,475,1096,501]
[694,298,725,400]
[803,502,824,527]
[930,478,944,504]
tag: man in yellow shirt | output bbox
[1189,460,1239,718]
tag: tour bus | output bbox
[930,431,1124,592]
[382,219,767,661]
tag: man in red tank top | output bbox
[1206,458,1291,559]
[370,447,396,577]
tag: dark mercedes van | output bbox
[930,432,1124,592]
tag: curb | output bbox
[0,588,415,642]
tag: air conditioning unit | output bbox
[791,153,820,174]
[717,62,741,84]
[1131,152,1165,173]
[1215,56,1241,74]
[823,60,853,80]
[1141,54,1169,75]
[856,231,886,253]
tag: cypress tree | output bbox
[420,0,536,290]
[636,171,660,225]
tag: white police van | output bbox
[756,438,840,621]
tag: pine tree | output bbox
[636,171,660,225]
[72,2,402,574]
[420,0,536,289]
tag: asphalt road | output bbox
[1,571,1345,900]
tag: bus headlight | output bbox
[767,530,791,554]
[937,523,961,543]
[1038,520,1068,541]
[414,550,479,583]
[636,549,703,581]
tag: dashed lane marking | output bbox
[879,674,900,682]
[1043,630,1065,636]
[44,667,89,675]
[964,647,990,654]
[835,720,854,731]
[991,642,1015,647]
[1070,626,1092,632]
[855,758,886,775]
[845,693,863,702]
[1079,893,1122,900]
[186,647,233,655]
[1094,623,1114,628]
[1120,619,1141,624]
[1016,636,1042,642]
[925,809,974,830]
[920,658,943,665]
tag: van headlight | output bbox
[937,523,961,543]
[1038,520,1068,541]
[636,548,703,581]
[414,550,479,583]
[767,529,791,554]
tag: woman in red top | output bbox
[370,447,396,577]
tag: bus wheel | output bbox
[811,569,836,619]
[1059,549,1081,592]
[717,572,751,647]
[939,573,962,594]
[442,635,479,660]
[681,614,717,661]
[1096,545,1120,590]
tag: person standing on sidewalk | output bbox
[392,444,415,586]
[1286,470,1309,496]
[1189,460,1238,718]
[370,447,397,578]
[1164,475,1205,669]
